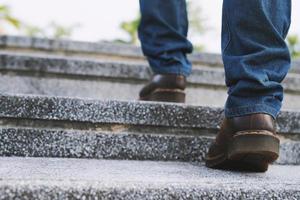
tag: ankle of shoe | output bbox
[229,114,276,133]
[152,74,186,90]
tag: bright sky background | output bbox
[3,0,300,53]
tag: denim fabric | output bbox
[139,0,291,119]
[222,0,291,118]
[138,0,193,76]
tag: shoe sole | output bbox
[140,89,185,103]
[205,131,280,172]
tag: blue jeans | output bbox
[138,0,291,119]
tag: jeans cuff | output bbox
[225,104,279,119]
[151,63,191,77]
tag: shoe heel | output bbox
[148,89,185,103]
[228,131,280,163]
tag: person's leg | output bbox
[138,0,193,103]
[138,0,193,76]
[222,0,291,118]
[206,0,291,172]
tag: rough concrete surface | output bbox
[2,35,300,73]
[0,35,223,66]
[0,127,212,163]
[1,73,300,109]
[0,94,299,134]
[0,127,299,164]
[0,35,300,200]
[1,52,300,109]
[0,52,300,92]
[0,157,299,199]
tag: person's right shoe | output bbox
[205,114,280,172]
[139,74,186,103]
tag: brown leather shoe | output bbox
[139,74,186,103]
[205,114,280,172]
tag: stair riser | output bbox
[0,73,226,107]
[2,35,300,77]
[2,35,300,74]
[1,185,299,200]
[0,35,223,66]
[0,94,299,164]
[0,128,211,163]
[0,128,298,164]
[0,36,299,199]
[2,74,300,109]
[1,53,300,92]
[0,95,299,134]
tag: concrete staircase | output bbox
[0,35,299,199]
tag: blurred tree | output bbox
[22,24,45,37]
[0,3,78,40]
[120,16,140,45]
[21,22,80,40]
[0,4,21,33]
[48,22,80,39]
[287,34,300,59]
[118,0,206,51]
[187,1,206,51]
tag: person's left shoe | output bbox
[139,74,186,103]
[205,114,280,172]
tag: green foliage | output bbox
[21,21,80,39]
[187,1,205,36]
[187,1,206,52]
[287,34,300,59]
[48,22,79,39]
[0,3,78,40]
[120,16,140,45]
[22,24,44,37]
[0,4,21,33]
[193,44,205,52]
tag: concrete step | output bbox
[0,157,299,199]
[0,35,223,66]
[2,35,299,199]
[1,52,300,109]
[0,94,299,164]
[1,127,298,165]
[1,35,300,74]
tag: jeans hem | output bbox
[151,65,191,77]
[225,104,279,119]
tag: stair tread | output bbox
[0,51,226,87]
[1,52,300,109]
[0,94,299,134]
[1,157,299,199]
[0,35,299,198]
[0,35,223,66]
[0,51,300,92]
[0,127,299,164]
[1,35,300,74]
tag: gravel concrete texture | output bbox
[1,35,300,73]
[0,127,213,163]
[1,53,300,109]
[0,35,223,66]
[0,157,299,200]
[0,94,299,134]
[2,73,300,109]
[0,52,299,92]
[0,127,299,164]
[0,35,299,200]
